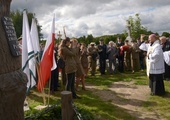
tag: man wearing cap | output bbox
[131,40,140,73]
[87,42,98,76]
[97,38,107,75]
[147,34,165,96]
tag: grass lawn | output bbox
[25,70,170,120]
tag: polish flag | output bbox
[37,16,56,92]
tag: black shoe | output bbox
[82,87,87,91]
[73,95,81,99]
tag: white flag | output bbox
[22,11,36,89]
[30,18,40,55]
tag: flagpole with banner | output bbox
[37,15,56,95]
[22,10,37,111]
[63,26,67,38]
[22,10,36,92]
[30,17,47,105]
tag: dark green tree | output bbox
[10,10,43,39]
[77,35,86,44]
[86,34,94,44]
[161,32,170,37]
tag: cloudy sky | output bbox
[11,0,170,39]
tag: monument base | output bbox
[126,36,132,45]
[0,69,27,120]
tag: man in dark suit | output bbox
[116,38,124,73]
[98,38,107,75]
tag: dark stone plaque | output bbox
[1,16,21,57]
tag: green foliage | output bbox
[126,14,152,40]
[86,34,94,44]
[25,105,62,120]
[24,102,95,120]
[78,34,127,45]
[161,32,170,37]
[10,10,43,39]
[10,10,23,38]
[94,34,126,45]
[144,81,170,119]
[76,33,127,47]
[77,35,86,44]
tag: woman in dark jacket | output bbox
[58,37,80,99]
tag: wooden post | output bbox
[61,91,75,120]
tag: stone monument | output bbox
[126,19,132,44]
[0,0,28,120]
[57,31,62,41]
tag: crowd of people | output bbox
[39,34,170,98]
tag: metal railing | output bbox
[72,101,83,120]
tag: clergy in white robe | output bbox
[147,34,165,96]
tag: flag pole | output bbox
[36,63,46,105]
[36,15,56,107]
[47,75,52,107]
[63,26,67,38]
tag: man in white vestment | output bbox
[147,34,165,96]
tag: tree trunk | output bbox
[0,0,27,120]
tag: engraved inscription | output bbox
[2,16,21,57]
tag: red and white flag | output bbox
[37,16,56,92]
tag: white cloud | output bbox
[11,0,170,39]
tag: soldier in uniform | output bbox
[131,40,140,73]
[123,40,132,71]
[80,43,89,77]
[87,42,98,76]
